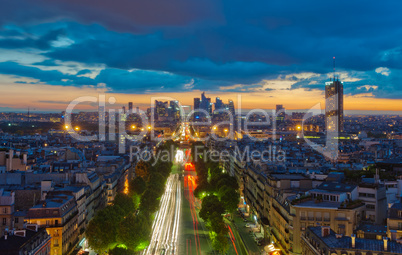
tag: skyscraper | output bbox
[276,104,285,124]
[128,102,133,112]
[194,98,200,111]
[194,98,200,119]
[228,100,235,116]
[325,78,344,133]
[215,97,224,111]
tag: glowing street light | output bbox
[64,125,69,129]
[213,126,217,131]
[131,125,136,129]
[147,125,152,130]
[75,126,80,131]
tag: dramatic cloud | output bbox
[0,0,401,110]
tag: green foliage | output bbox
[199,195,225,222]
[210,231,229,254]
[85,206,125,253]
[117,213,151,251]
[113,193,136,216]
[140,188,161,213]
[218,186,239,213]
[109,247,135,255]
[130,176,147,195]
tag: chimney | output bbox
[383,237,388,251]
[321,226,330,237]
[23,153,27,165]
[351,234,356,248]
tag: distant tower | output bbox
[325,57,344,133]
[128,102,133,112]
[276,104,285,124]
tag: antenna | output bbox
[333,56,336,81]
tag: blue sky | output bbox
[0,0,401,111]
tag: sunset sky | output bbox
[0,0,401,113]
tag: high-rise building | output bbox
[276,104,285,124]
[194,98,200,111]
[228,99,235,116]
[325,77,344,133]
[128,102,133,112]
[215,97,224,111]
[194,98,200,119]
[155,100,168,120]
[169,100,180,121]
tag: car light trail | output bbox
[144,174,181,255]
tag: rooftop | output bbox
[309,226,402,253]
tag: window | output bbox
[308,212,314,221]
[338,224,345,235]
[15,217,19,224]
[366,204,375,210]
[316,212,322,221]
[3,208,7,214]
[2,218,6,225]
[398,211,402,218]
[398,222,402,230]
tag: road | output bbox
[144,174,182,255]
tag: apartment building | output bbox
[0,189,14,237]
[26,194,78,255]
[387,202,402,241]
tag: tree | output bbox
[212,232,229,253]
[117,213,151,251]
[130,176,146,195]
[219,186,239,213]
[140,188,161,213]
[199,195,225,222]
[209,211,227,234]
[86,206,125,254]
[147,172,167,197]
[135,160,151,180]
[113,193,136,216]
[109,247,135,255]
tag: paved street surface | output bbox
[178,171,214,255]
[144,174,181,255]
